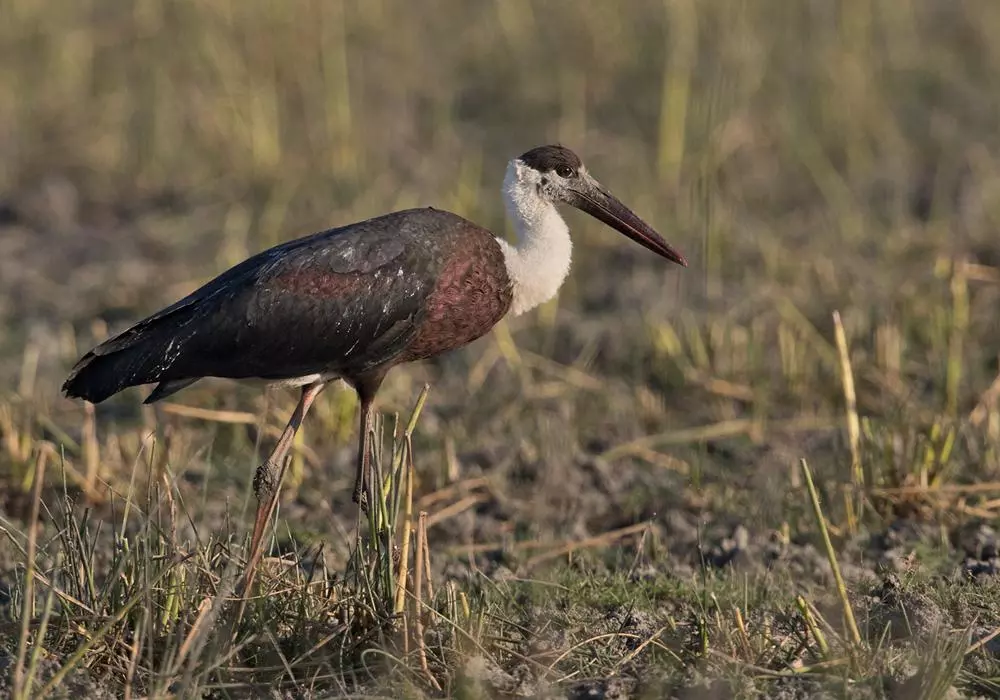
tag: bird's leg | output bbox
[241,382,325,596]
[350,372,385,515]
[351,393,375,513]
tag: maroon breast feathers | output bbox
[403,236,512,361]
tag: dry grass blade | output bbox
[6,1,1000,696]
[36,561,179,698]
[545,632,653,675]
[12,448,45,700]
[611,624,672,674]
[425,493,489,528]
[412,511,440,690]
[832,311,863,505]
[969,366,1000,427]
[9,566,93,614]
[799,458,861,647]
[871,482,1000,496]
[21,575,55,699]
[797,595,830,659]
[416,476,492,509]
[523,522,651,569]
[601,416,836,461]
[960,261,1000,283]
[966,626,1000,656]
[158,402,259,424]
[419,512,433,602]
[123,617,145,700]
[393,446,415,616]
[172,596,215,670]
[946,258,969,419]
[681,368,755,401]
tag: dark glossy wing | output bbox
[62,208,477,403]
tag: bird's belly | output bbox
[261,372,340,388]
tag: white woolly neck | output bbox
[497,159,573,316]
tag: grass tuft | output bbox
[4,1,1000,696]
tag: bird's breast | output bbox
[401,235,513,362]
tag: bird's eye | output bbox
[555,165,575,178]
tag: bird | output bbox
[61,144,687,587]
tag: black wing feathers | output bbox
[62,208,470,403]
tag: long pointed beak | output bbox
[569,176,688,267]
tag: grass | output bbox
[3,0,1000,697]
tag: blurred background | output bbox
[2,0,1000,560]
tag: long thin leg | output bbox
[350,372,386,513]
[239,382,325,597]
[352,393,375,511]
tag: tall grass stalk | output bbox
[799,458,862,648]
[11,444,45,699]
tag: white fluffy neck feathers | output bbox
[497,159,573,316]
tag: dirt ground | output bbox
[4,1,1000,698]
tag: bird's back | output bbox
[62,207,512,403]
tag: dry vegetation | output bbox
[3,0,1000,697]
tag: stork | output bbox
[62,144,687,587]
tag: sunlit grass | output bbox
[3,0,1000,697]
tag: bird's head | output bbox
[504,144,688,267]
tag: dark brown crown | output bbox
[518,144,582,174]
